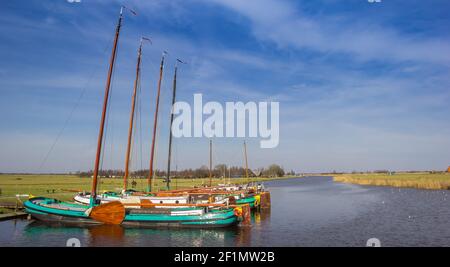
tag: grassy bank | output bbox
[0,174,292,205]
[333,172,450,190]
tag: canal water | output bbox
[1,176,450,246]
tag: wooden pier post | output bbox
[241,204,251,226]
[260,192,271,209]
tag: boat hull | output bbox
[25,197,239,228]
[236,196,257,209]
[28,212,102,226]
[74,193,189,206]
[74,192,259,209]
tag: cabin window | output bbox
[160,201,163,204]
[175,200,179,204]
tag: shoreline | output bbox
[333,173,450,190]
[0,174,299,207]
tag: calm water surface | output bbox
[1,176,450,246]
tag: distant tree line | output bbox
[76,163,289,178]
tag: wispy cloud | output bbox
[209,0,450,64]
[1,0,449,172]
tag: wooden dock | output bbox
[0,212,28,221]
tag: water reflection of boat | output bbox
[22,208,272,246]
[24,221,125,246]
[88,225,125,246]
[253,208,271,226]
[124,228,234,247]
[23,221,243,246]
[23,221,89,246]
[234,226,252,246]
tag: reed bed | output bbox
[333,173,450,190]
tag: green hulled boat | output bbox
[236,195,257,209]
[23,7,245,229]
[24,197,240,228]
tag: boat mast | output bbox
[243,141,249,184]
[90,7,124,207]
[166,59,184,190]
[147,52,167,192]
[209,139,212,187]
[228,165,231,185]
[123,37,149,192]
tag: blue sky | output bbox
[1,0,449,173]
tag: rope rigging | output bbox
[129,69,143,186]
[98,29,121,193]
[37,34,115,172]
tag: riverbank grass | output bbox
[333,172,450,190]
[0,174,291,205]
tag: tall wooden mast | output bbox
[243,141,249,183]
[147,52,166,192]
[166,59,183,190]
[123,38,149,191]
[90,8,124,207]
[209,139,213,186]
[228,165,231,185]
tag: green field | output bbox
[0,174,288,206]
[333,172,450,190]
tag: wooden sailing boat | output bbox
[24,7,242,227]
[73,60,260,211]
[154,140,265,210]
[25,6,128,225]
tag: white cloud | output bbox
[209,0,450,64]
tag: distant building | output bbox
[447,166,450,173]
